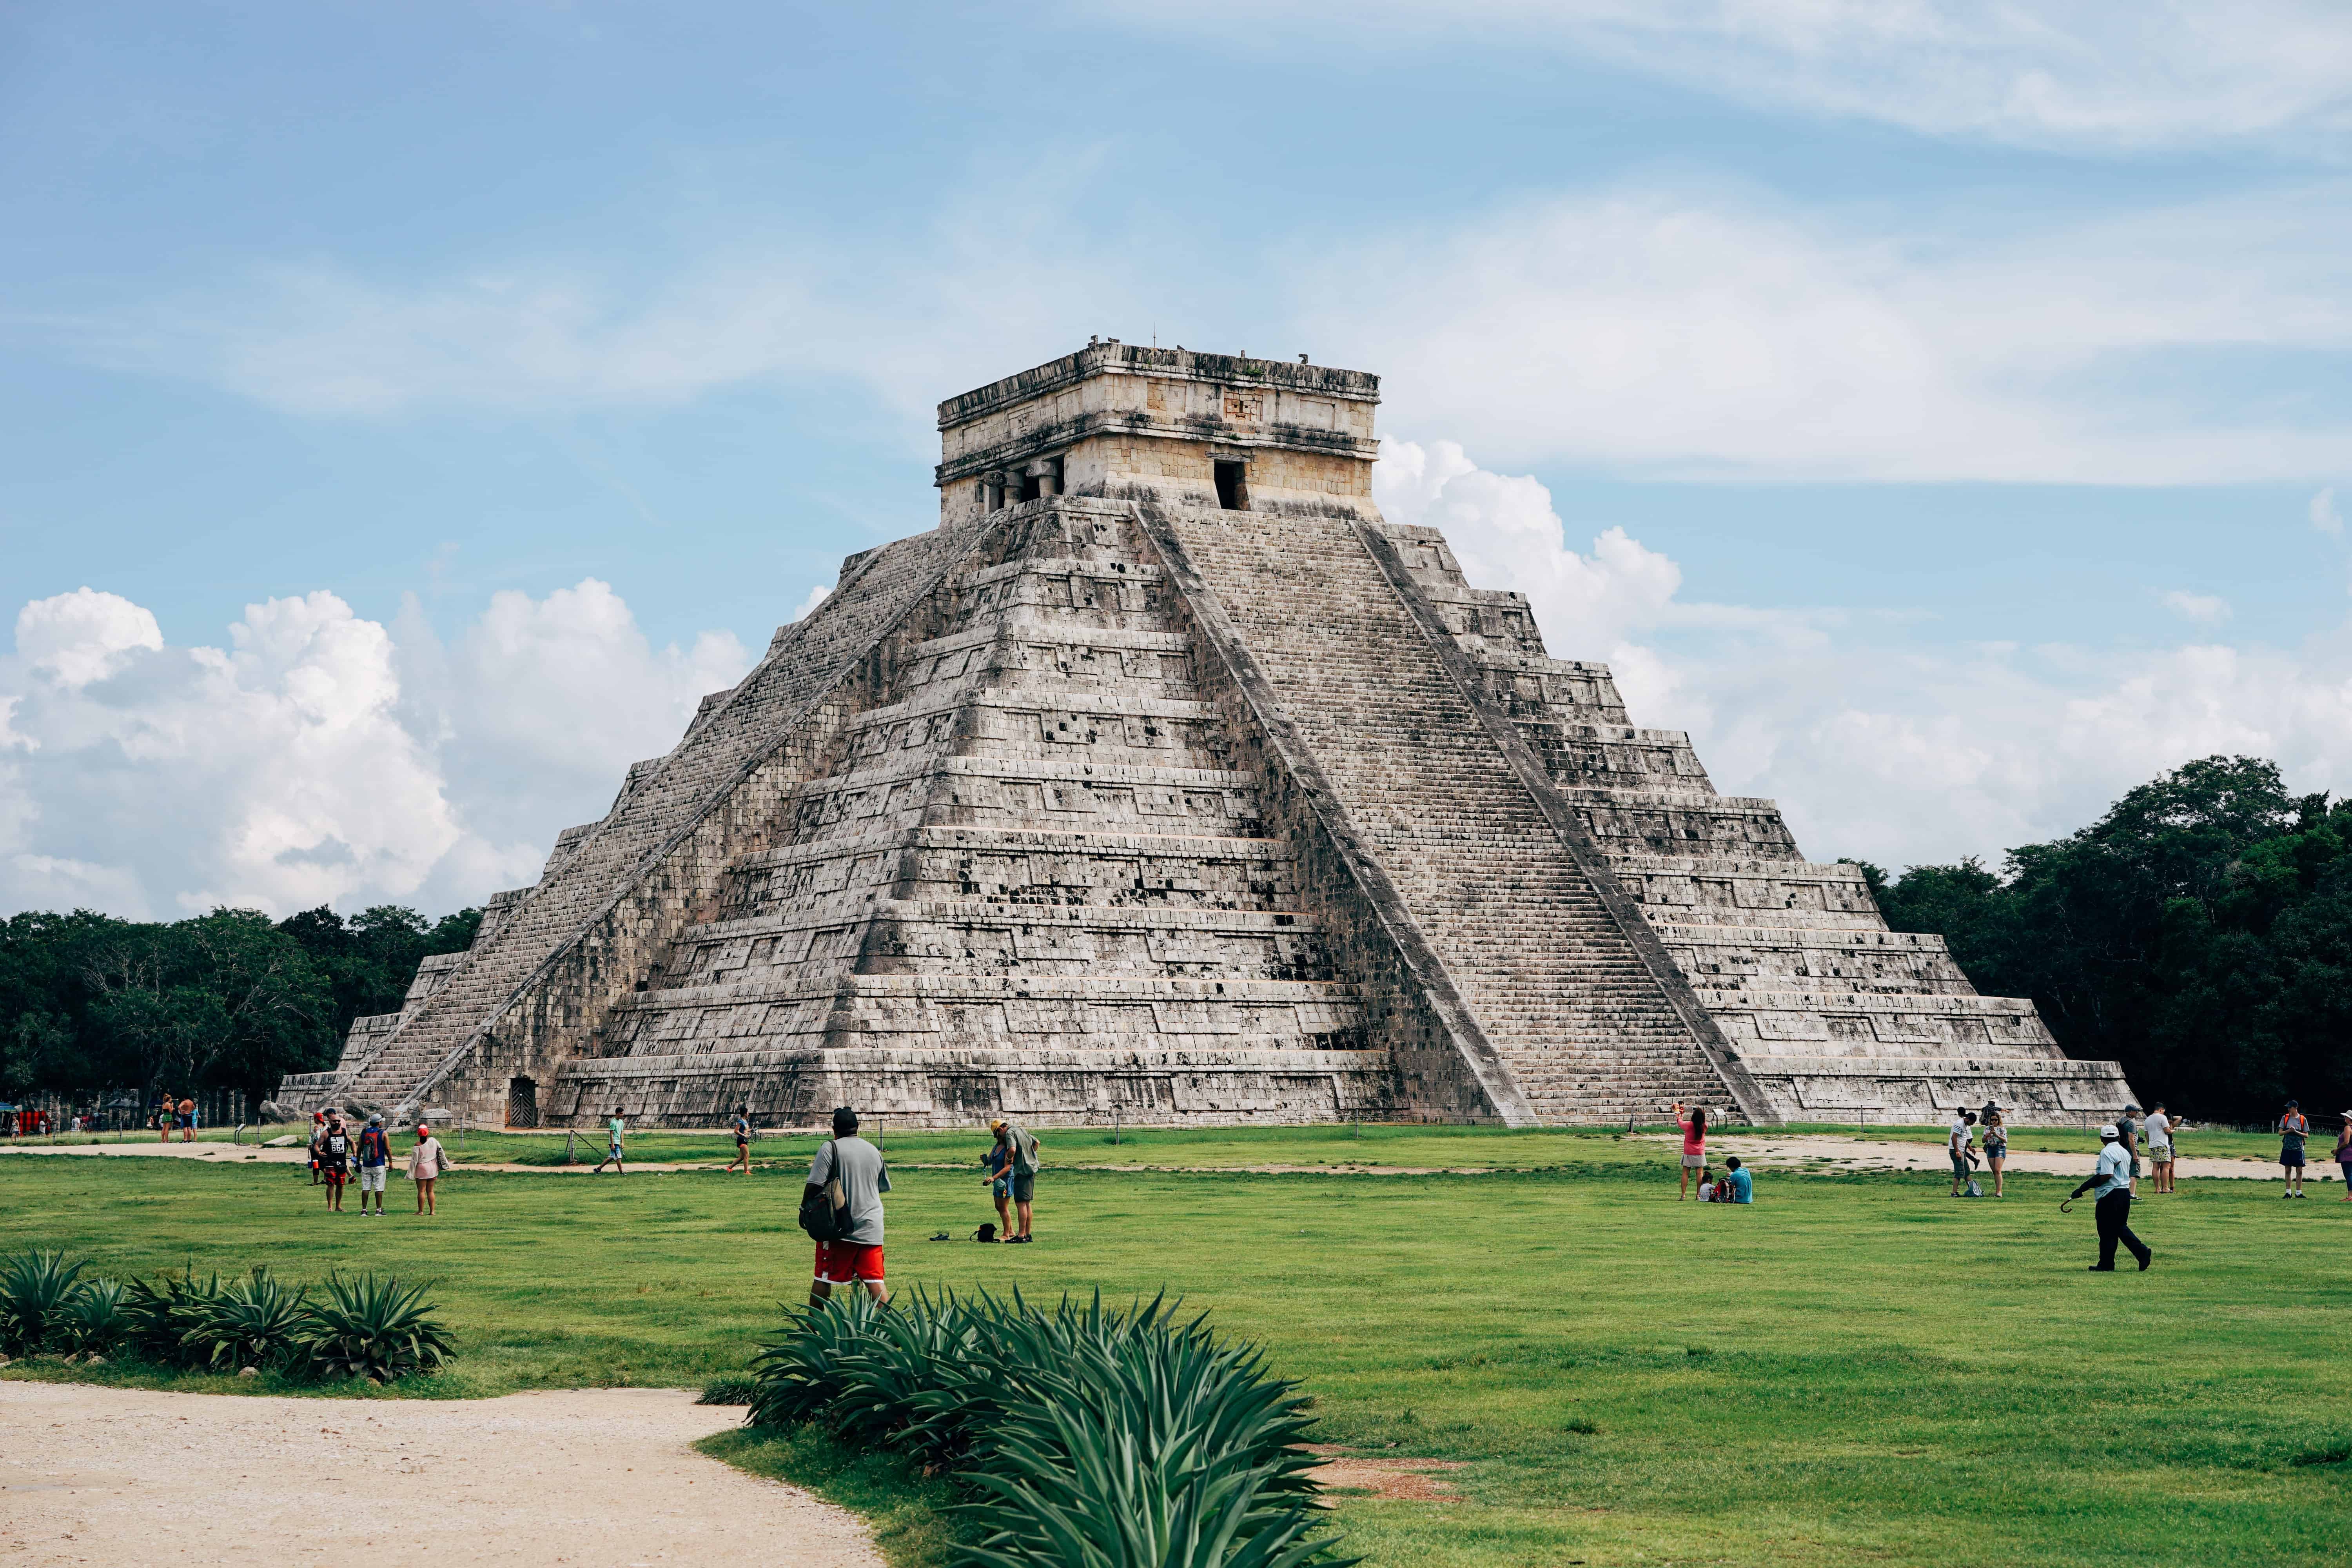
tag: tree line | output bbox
[0,904,479,1105]
[1855,754,2352,1123]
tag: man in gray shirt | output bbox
[806,1106,891,1307]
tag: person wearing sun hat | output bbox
[2067,1122,2150,1272]
[409,1121,449,1215]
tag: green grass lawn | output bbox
[4,1133,2345,1568]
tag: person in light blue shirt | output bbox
[2068,1123,2150,1271]
[1722,1157,1753,1203]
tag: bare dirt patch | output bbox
[0,1381,879,1568]
[1300,1444,1466,1502]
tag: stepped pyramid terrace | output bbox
[279,343,2135,1129]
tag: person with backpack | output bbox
[803,1106,890,1307]
[355,1114,392,1217]
[1672,1102,1707,1200]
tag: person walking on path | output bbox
[355,1114,392,1217]
[806,1106,890,1307]
[409,1123,448,1214]
[319,1114,353,1213]
[728,1108,753,1176]
[2145,1102,2176,1195]
[1948,1109,1979,1197]
[593,1108,626,1175]
[1673,1102,1708,1200]
[981,1127,1014,1241]
[2280,1100,2310,1198]
[2069,1123,2151,1271]
[2333,1112,2352,1202]
[1981,1103,2010,1198]
[994,1118,1042,1241]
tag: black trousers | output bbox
[2095,1190,2150,1269]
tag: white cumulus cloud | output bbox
[0,579,755,922]
[1375,440,2352,869]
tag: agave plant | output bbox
[52,1278,128,1356]
[301,1272,456,1383]
[0,1249,87,1354]
[118,1270,230,1367]
[186,1268,309,1372]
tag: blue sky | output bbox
[5,1,2352,920]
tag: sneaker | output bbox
[2138,1254,2152,1271]
[2087,1264,2114,1271]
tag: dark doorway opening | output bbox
[1018,473,1044,503]
[1214,460,1248,511]
[506,1076,538,1129]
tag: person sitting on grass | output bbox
[593,1107,626,1175]
[1673,1101,1707,1200]
[981,1127,1014,1240]
[1722,1156,1753,1203]
[807,1106,890,1307]
[1696,1167,1718,1203]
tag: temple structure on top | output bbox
[278,341,2134,1129]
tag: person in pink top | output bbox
[1673,1101,1708,1200]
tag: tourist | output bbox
[981,1126,1014,1241]
[178,1096,196,1143]
[320,1113,352,1213]
[1696,1166,1718,1202]
[2334,1112,2352,1202]
[1948,1109,1978,1197]
[997,1117,1042,1242]
[2068,1123,2150,1271]
[1981,1102,2010,1198]
[1722,1156,1753,1203]
[2145,1102,2175,1195]
[806,1106,890,1307]
[410,1123,448,1214]
[355,1114,392,1217]
[2116,1103,2141,1192]
[156,1091,173,1143]
[2280,1100,2310,1198]
[1672,1102,1707,1200]
[593,1107,626,1174]
[728,1107,753,1176]
[307,1110,328,1185]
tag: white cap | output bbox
[2098,1122,2120,1139]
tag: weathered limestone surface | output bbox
[281,342,2132,1127]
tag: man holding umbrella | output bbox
[2067,1123,2151,1272]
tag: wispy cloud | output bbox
[1109,0,2352,151]
[2158,590,2230,623]
[2314,486,2345,536]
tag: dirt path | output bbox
[1675,1133,2314,1184]
[0,1383,878,1568]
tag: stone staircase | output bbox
[1153,505,1735,1124]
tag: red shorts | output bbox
[814,1240,883,1283]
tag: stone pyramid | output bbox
[281,343,2133,1129]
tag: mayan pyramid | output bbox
[279,343,2134,1129]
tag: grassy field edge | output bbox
[698,1423,972,1568]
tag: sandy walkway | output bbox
[0,1383,878,1568]
[1679,1133,2319,1184]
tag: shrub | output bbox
[53,1279,128,1356]
[698,1373,759,1406]
[119,1272,214,1365]
[746,1290,1348,1568]
[187,1269,310,1372]
[301,1273,456,1383]
[0,1250,87,1354]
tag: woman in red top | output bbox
[1674,1101,1708,1200]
